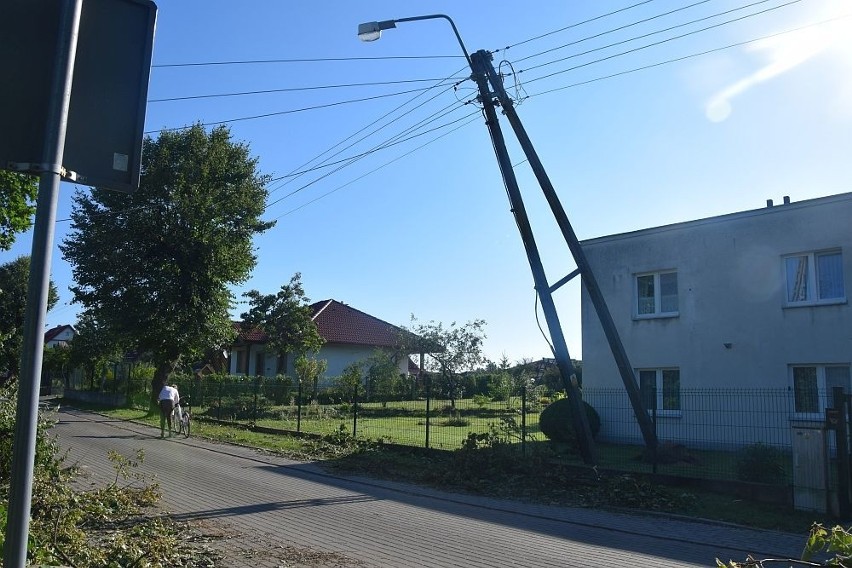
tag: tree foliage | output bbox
[402,318,486,406]
[240,273,324,363]
[365,349,406,406]
[0,256,59,379]
[0,171,38,251]
[60,124,273,381]
[295,354,327,401]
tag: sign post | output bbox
[0,0,156,564]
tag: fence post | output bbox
[652,386,658,475]
[353,382,358,438]
[832,387,850,518]
[521,381,527,456]
[217,380,222,421]
[297,379,302,433]
[425,375,431,449]
[252,375,260,424]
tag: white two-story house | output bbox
[580,192,851,449]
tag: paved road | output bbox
[52,408,807,567]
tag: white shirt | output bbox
[158,385,179,404]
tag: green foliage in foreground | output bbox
[0,387,216,566]
[718,522,852,567]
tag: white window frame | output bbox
[634,270,679,319]
[637,367,681,416]
[783,250,846,307]
[791,364,851,419]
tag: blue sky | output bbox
[6,0,851,364]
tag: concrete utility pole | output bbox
[471,49,658,455]
[468,51,597,464]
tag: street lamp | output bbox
[357,14,472,69]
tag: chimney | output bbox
[766,199,774,207]
[783,195,790,204]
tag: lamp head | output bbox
[358,20,397,42]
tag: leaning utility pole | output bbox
[469,49,658,459]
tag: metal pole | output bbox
[352,382,358,438]
[4,1,82,565]
[479,50,658,454]
[469,50,595,464]
[833,387,850,518]
[425,374,431,449]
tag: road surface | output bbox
[52,408,806,567]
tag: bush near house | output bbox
[538,397,601,445]
[735,442,787,484]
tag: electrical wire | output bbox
[511,0,715,65]
[264,64,470,194]
[148,76,468,103]
[495,0,658,52]
[144,86,444,134]
[521,13,849,97]
[264,108,480,210]
[267,100,473,185]
[152,54,465,68]
[518,0,803,85]
[271,114,481,220]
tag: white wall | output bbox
[580,193,852,447]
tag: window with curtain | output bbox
[784,250,845,305]
[792,364,851,416]
[635,271,678,318]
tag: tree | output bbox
[294,354,327,402]
[0,171,38,251]
[68,312,124,391]
[240,273,324,372]
[0,256,59,380]
[402,318,486,407]
[60,124,273,386]
[365,349,405,407]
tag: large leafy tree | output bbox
[240,273,324,372]
[0,171,38,251]
[402,318,486,407]
[61,124,274,384]
[0,256,59,379]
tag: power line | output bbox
[152,54,465,68]
[148,76,468,103]
[512,0,716,64]
[264,64,470,194]
[523,14,850,98]
[144,85,444,134]
[271,115,481,220]
[518,0,803,84]
[267,100,472,184]
[264,108,479,210]
[495,0,658,52]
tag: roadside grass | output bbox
[76,401,830,535]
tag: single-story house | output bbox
[227,299,415,380]
[44,324,75,348]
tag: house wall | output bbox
[580,193,852,447]
[227,343,409,383]
[46,328,74,348]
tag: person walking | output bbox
[158,383,180,437]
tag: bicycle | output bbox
[173,398,190,438]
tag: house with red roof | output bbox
[44,324,75,348]
[226,299,414,379]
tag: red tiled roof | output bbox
[310,300,404,347]
[233,300,407,348]
[44,324,73,343]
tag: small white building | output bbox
[227,299,412,381]
[580,193,851,448]
[44,324,75,348]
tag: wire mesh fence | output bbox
[102,376,831,486]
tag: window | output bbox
[635,271,678,317]
[792,364,851,416]
[638,368,681,413]
[784,250,845,305]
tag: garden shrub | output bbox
[735,442,787,484]
[538,397,601,444]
